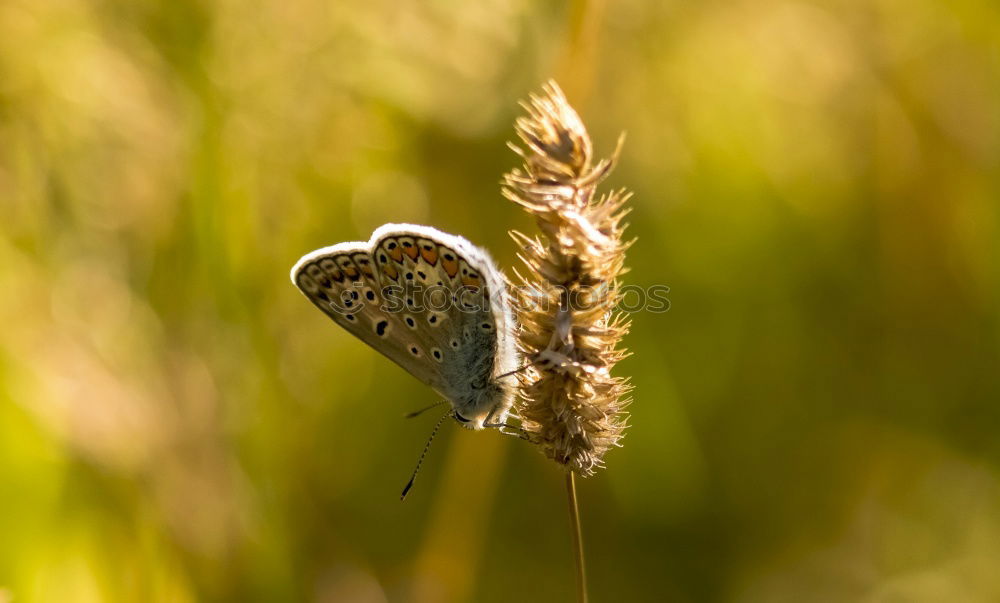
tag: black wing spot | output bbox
[405,316,415,328]
[481,322,492,331]
[379,253,387,262]
[345,314,356,322]
[444,253,454,261]
[429,315,437,324]
[402,241,413,248]
[450,339,460,349]
[417,271,427,280]
[432,348,442,361]
[410,346,420,356]
[405,272,413,280]
[387,242,397,250]
[375,320,388,336]
[366,290,376,301]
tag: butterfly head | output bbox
[452,378,514,430]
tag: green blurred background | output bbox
[2,0,999,601]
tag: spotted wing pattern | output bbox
[291,224,514,404]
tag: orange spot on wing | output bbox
[338,259,360,281]
[353,255,375,278]
[440,248,459,277]
[419,244,438,265]
[402,242,419,260]
[384,241,404,263]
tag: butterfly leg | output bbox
[495,360,540,380]
[535,349,605,378]
[488,422,532,440]
[495,348,575,381]
[482,407,532,440]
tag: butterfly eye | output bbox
[471,376,487,390]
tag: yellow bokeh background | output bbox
[2,0,999,601]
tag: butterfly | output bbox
[290,223,520,431]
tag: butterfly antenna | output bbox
[400,409,452,501]
[403,400,448,419]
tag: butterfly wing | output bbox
[291,224,518,406]
[291,240,445,391]
[369,225,519,400]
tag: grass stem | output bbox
[566,470,588,603]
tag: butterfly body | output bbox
[291,224,518,429]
